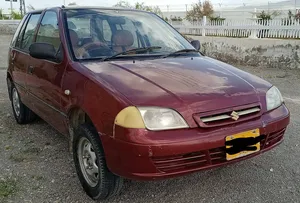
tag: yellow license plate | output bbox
[226,129,260,161]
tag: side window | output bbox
[102,20,112,42]
[11,15,28,47]
[16,13,41,51]
[36,11,61,52]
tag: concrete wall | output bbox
[0,21,19,35]
[0,35,11,69]
[0,22,17,68]
[190,36,300,69]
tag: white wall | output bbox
[191,36,300,69]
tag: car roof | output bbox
[26,6,152,14]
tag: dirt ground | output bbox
[0,66,300,203]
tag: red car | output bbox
[7,6,289,200]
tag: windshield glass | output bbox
[65,9,196,60]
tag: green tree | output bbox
[209,16,225,21]
[114,1,132,8]
[150,6,162,16]
[114,1,162,16]
[286,10,300,20]
[288,10,293,20]
[0,9,9,19]
[135,2,146,10]
[257,10,280,20]
[282,10,300,25]
[170,16,183,21]
[11,11,23,19]
[257,11,272,20]
[186,1,214,22]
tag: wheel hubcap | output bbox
[77,137,99,187]
[12,88,20,117]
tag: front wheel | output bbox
[73,124,124,200]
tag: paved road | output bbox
[0,66,299,202]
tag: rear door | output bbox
[26,10,69,135]
[9,12,42,106]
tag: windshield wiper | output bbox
[161,49,199,58]
[102,46,162,61]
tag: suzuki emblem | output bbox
[231,111,239,121]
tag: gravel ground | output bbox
[0,66,300,202]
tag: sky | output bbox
[0,0,285,13]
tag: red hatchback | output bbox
[7,6,290,200]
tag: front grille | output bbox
[200,107,261,127]
[152,128,285,173]
[209,147,226,164]
[201,107,260,123]
[262,128,286,149]
[152,151,208,172]
[152,147,226,173]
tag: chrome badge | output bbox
[231,111,239,121]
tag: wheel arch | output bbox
[67,106,102,152]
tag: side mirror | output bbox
[191,40,201,51]
[29,43,57,61]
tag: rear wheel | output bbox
[11,84,36,124]
[73,124,124,200]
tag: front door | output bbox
[26,10,68,135]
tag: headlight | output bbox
[138,107,189,131]
[114,106,189,131]
[266,86,283,111]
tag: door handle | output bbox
[28,66,34,74]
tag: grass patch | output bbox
[0,178,18,198]
[9,147,41,163]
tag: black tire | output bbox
[10,84,36,124]
[73,124,124,200]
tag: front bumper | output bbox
[101,104,290,180]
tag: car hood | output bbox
[82,56,271,115]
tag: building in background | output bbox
[161,0,300,21]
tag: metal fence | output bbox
[171,17,300,39]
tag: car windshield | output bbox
[65,8,197,60]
